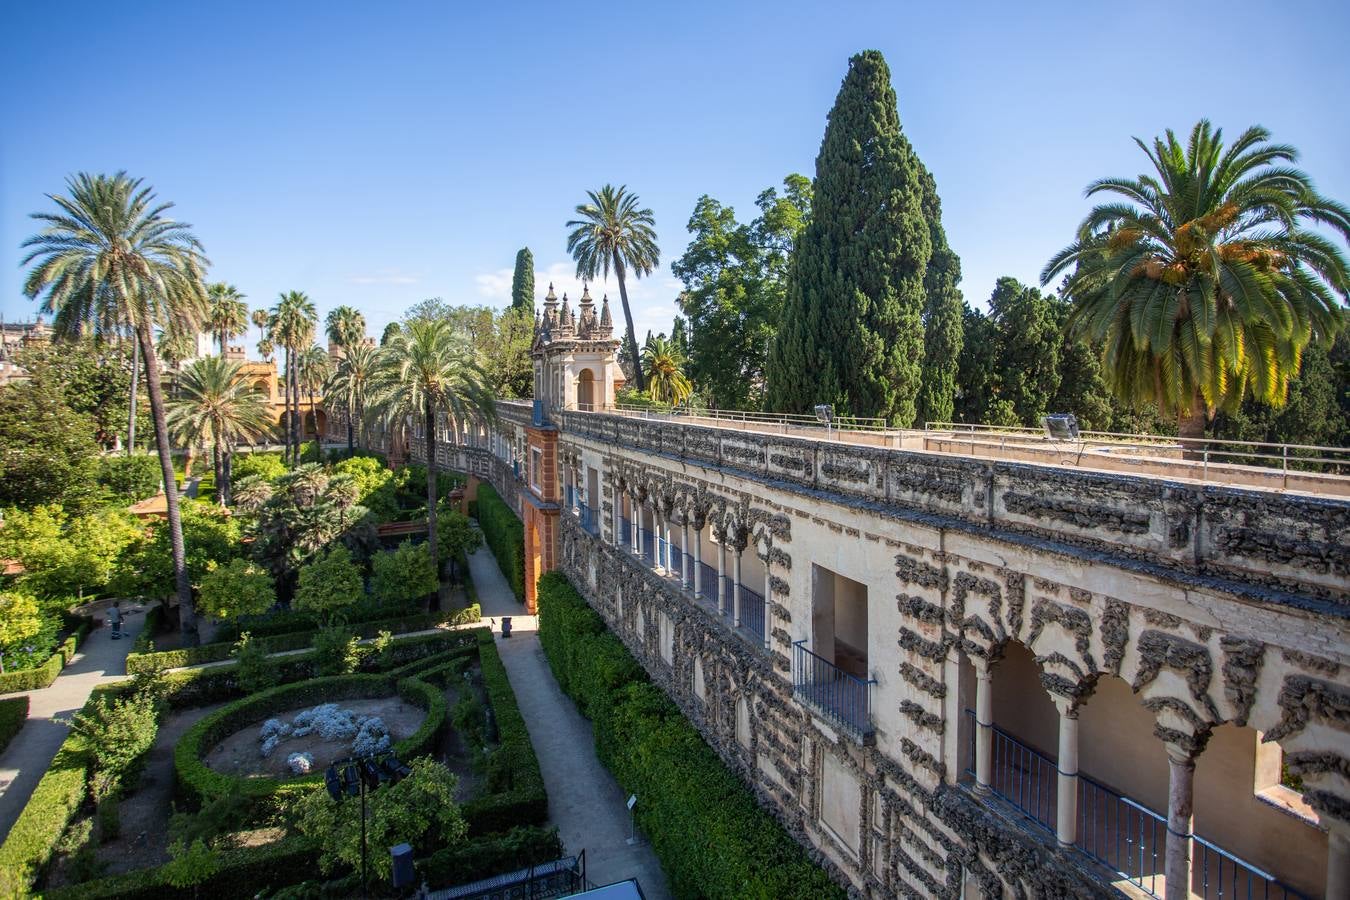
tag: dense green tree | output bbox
[294,545,363,624]
[915,166,964,425]
[22,172,209,642]
[197,558,276,621]
[326,342,377,453]
[510,247,535,313]
[988,278,1061,426]
[114,501,241,602]
[767,51,935,424]
[367,319,495,588]
[98,455,161,503]
[1042,120,1350,440]
[167,357,272,505]
[0,380,101,511]
[953,305,998,423]
[206,283,249,354]
[14,338,145,451]
[370,540,437,605]
[436,507,481,583]
[566,184,660,392]
[0,590,42,673]
[672,175,811,410]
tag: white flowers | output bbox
[257,704,392,760]
[287,751,315,774]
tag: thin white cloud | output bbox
[347,270,420,286]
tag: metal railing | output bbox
[927,421,1350,481]
[609,403,894,435]
[577,502,599,536]
[698,561,718,603]
[738,585,766,644]
[792,640,875,739]
[963,711,1309,899]
[640,528,655,565]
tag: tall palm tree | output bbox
[325,305,367,354]
[642,335,693,406]
[21,172,209,643]
[326,341,377,452]
[1042,121,1350,440]
[566,184,660,392]
[252,308,274,362]
[298,344,332,446]
[207,283,249,354]
[367,319,495,594]
[267,292,318,462]
[157,323,197,398]
[167,356,271,504]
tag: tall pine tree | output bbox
[916,165,963,424]
[766,50,933,424]
[510,248,534,313]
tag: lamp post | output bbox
[325,751,412,893]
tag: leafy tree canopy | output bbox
[197,558,276,621]
[0,380,101,512]
[114,501,241,600]
[370,540,437,606]
[294,545,363,624]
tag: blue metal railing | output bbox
[619,516,632,548]
[698,561,718,603]
[738,585,766,643]
[641,528,655,565]
[578,503,599,536]
[792,640,874,738]
[962,711,1309,899]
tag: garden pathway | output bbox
[0,609,142,842]
[465,545,671,898]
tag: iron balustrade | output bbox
[618,516,632,547]
[641,528,655,565]
[577,503,599,536]
[698,561,718,603]
[962,711,1309,900]
[738,585,766,644]
[792,640,875,739]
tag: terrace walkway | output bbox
[466,544,671,899]
[0,610,140,841]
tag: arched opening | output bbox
[252,377,272,399]
[577,369,596,411]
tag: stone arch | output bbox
[576,368,596,411]
[735,694,751,749]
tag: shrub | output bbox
[97,454,161,503]
[294,547,363,625]
[232,632,279,694]
[197,559,276,622]
[290,757,467,882]
[370,540,437,606]
[231,452,286,486]
[70,693,159,801]
[312,626,362,676]
[535,572,844,900]
[417,825,563,889]
[476,484,524,602]
[0,696,29,754]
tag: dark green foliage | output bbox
[768,51,941,426]
[510,247,535,312]
[70,693,159,800]
[232,632,280,693]
[370,540,437,605]
[417,826,562,889]
[311,625,361,675]
[0,620,89,694]
[0,732,89,886]
[96,455,162,504]
[476,484,524,602]
[915,166,964,425]
[672,176,811,410]
[0,379,101,511]
[113,502,242,601]
[988,277,1061,425]
[536,573,844,899]
[0,696,29,754]
[13,337,145,453]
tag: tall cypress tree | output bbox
[916,165,964,425]
[766,50,931,424]
[510,247,534,313]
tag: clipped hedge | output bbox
[461,631,548,835]
[0,721,89,886]
[476,483,524,602]
[174,671,449,811]
[0,619,92,695]
[131,605,166,654]
[126,607,473,675]
[0,696,29,754]
[213,598,423,643]
[536,572,845,900]
[418,825,563,889]
[42,834,318,900]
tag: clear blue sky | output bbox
[3,0,1348,352]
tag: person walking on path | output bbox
[108,601,123,639]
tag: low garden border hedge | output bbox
[476,484,524,602]
[0,718,89,886]
[174,672,449,810]
[536,571,845,900]
[127,606,481,675]
[0,618,93,695]
[0,695,29,755]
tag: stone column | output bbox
[732,548,743,628]
[693,522,703,597]
[717,539,727,616]
[1055,703,1079,848]
[1327,824,1350,900]
[681,520,692,591]
[665,517,676,579]
[1165,751,1195,900]
[974,662,993,796]
[653,512,666,574]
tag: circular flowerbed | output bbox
[175,673,446,808]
